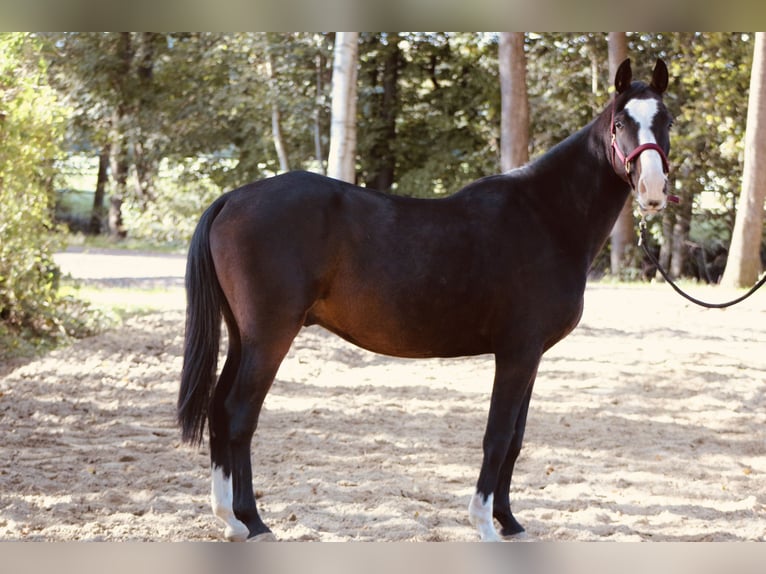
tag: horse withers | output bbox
[178,58,673,541]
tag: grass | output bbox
[64,232,188,255]
[59,281,185,322]
[56,229,187,320]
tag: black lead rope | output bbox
[638,219,766,309]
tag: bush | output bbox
[0,34,104,360]
[121,159,223,245]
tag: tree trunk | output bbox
[132,32,158,205]
[657,165,693,281]
[499,32,529,171]
[378,38,399,190]
[266,49,290,172]
[132,138,157,207]
[607,32,635,277]
[89,144,109,235]
[722,32,766,288]
[314,51,327,174]
[670,187,693,278]
[364,33,400,191]
[658,208,674,278]
[327,32,359,183]
[109,135,129,239]
[271,102,289,172]
[107,33,133,239]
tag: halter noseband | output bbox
[610,99,671,190]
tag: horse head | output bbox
[611,58,673,214]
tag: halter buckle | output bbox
[637,218,647,247]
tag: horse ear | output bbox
[614,58,632,94]
[650,58,669,94]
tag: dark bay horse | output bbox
[178,58,673,541]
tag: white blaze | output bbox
[624,98,667,211]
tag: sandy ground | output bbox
[1,252,765,541]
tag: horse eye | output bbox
[615,120,624,130]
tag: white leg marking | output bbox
[468,491,502,542]
[211,465,250,541]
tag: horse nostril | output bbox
[646,199,661,208]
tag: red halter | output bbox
[610,99,678,203]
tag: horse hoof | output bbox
[248,532,278,542]
[503,530,532,542]
[224,523,250,542]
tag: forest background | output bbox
[1,32,764,356]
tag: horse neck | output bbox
[523,111,633,268]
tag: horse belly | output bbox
[306,287,491,359]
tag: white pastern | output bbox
[468,491,502,542]
[211,465,250,541]
[624,98,667,208]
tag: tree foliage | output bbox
[360,33,500,197]
[2,33,761,355]
[11,33,761,250]
[2,31,761,355]
[653,33,753,281]
[0,34,103,357]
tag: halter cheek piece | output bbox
[610,100,678,203]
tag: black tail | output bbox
[178,195,229,446]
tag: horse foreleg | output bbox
[492,384,534,538]
[469,352,540,542]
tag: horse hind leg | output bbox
[208,327,250,541]
[209,317,301,542]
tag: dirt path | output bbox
[1,275,765,541]
[54,247,186,288]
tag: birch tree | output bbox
[327,32,359,183]
[265,48,290,172]
[722,32,766,288]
